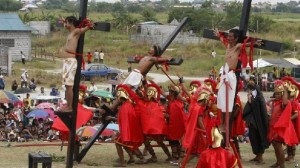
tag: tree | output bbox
[249,14,274,33]
[141,8,157,22]
[222,1,242,29]
[112,12,139,34]
[0,0,22,11]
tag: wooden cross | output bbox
[54,0,109,167]
[203,0,282,53]
[127,17,189,66]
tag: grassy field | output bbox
[0,141,299,168]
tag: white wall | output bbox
[0,31,32,61]
[28,21,50,36]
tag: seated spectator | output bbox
[11,80,18,91]
[50,88,59,96]
[29,78,36,91]
[38,87,46,96]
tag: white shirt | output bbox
[88,85,98,93]
[21,72,28,82]
[100,52,104,59]
[94,51,99,59]
[262,73,268,82]
[21,53,25,59]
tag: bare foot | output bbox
[57,105,73,112]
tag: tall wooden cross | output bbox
[203,0,282,167]
[54,0,110,167]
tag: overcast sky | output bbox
[179,0,291,3]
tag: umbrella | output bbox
[91,90,114,99]
[100,129,115,137]
[94,123,119,131]
[76,126,97,137]
[14,87,31,94]
[0,90,21,103]
[26,109,49,119]
[44,109,56,120]
[36,102,54,109]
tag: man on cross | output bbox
[215,28,262,135]
[56,16,93,112]
[123,45,172,90]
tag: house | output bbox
[0,13,34,75]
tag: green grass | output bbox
[0,142,298,168]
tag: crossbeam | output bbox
[127,17,189,65]
[56,21,110,32]
[203,29,282,53]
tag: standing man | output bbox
[0,75,4,90]
[21,70,28,88]
[99,50,104,64]
[21,51,26,65]
[87,81,98,94]
[243,77,269,164]
[86,51,92,64]
[93,50,100,63]
[56,16,93,112]
[267,80,298,168]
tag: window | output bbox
[0,39,14,47]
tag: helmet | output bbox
[146,83,161,101]
[282,76,300,99]
[116,84,138,102]
[274,80,284,94]
[197,89,211,102]
[204,78,217,93]
[189,80,202,94]
[168,84,180,94]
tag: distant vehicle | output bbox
[80,64,121,81]
[291,67,300,82]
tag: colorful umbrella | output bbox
[94,123,119,131]
[0,90,21,103]
[26,109,50,119]
[36,102,54,109]
[100,129,115,137]
[76,126,97,137]
[91,90,114,99]
[44,109,56,120]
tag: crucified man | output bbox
[56,16,93,112]
[123,45,172,90]
[214,28,262,135]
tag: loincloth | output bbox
[62,57,77,86]
[122,69,143,89]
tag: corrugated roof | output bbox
[284,58,300,66]
[0,13,33,31]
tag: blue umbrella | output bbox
[94,123,119,131]
[26,109,49,118]
[0,90,20,103]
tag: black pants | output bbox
[22,58,25,64]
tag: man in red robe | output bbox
[140,82,171,163]
[164,84,186,164]
[113,84,146,167]
[181,87,212,167]
[267,80,299,168]
[281,76,300,162]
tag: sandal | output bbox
[269,163,285,168]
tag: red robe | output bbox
[267,100,299,145]
[231,95,246,136]
[197,147,237,168]
[166,98,186,140]
[52,103,93,141]
[141,101,167,135]
[115,100,144,150]
[182,98,207,153]
[291,99,300,141]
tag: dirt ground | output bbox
[0,141,299,168]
